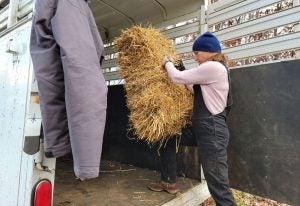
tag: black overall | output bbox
[192,84,236,206]
[160,69,236,206]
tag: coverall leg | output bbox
[30,0,107,179]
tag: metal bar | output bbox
[151,0,167,20]
[200,4,208,32]
[7,0,19,27]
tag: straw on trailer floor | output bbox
[53,158,207,206]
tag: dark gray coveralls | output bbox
[160,69,236,205]
[192,84,236,206]
[30,0,107,179]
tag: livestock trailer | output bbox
[0,0,299,205]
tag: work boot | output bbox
[148,181,180,194]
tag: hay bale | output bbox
[114,25,193,146]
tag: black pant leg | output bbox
[200,148,236,206]
[160,138,177,183]
[192,117,236,206]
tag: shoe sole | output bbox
[148,186,179,195]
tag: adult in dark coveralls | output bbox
[30,0,107,180]
[149,32,236,206]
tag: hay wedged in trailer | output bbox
[114,25,193,145]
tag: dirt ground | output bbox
[200,189,291,206]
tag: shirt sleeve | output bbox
[185,84,194,94]
[165,61,226,85]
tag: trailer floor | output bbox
[53,158,209,206]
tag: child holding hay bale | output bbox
[148,32,236,206]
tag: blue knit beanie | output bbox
[192,31,221,53]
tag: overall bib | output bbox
[192,83,235,206]
[160,66,236,205]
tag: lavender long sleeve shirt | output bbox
[165,61,229,115]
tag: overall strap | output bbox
[225,66,233,115]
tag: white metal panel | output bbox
[102,58,118,69]
[103,45,115,56]
[183,59,199,69]
[155,10,200,29]
[104,71,122,81]
[214,6,300,41]
[0,5,8,29]
[19,0,33,9]
[18,0,33,20]
[224,32,300,59]
[163,21,200,39]
[31,75,38,93]
[0,21,31,206]
[207,0,246,13]
[24,102,42,137]
[207,0,274,24]
[204,0,300,67]
[176,42,194,54]
[16,19,55,205]
[0,19,55,206]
